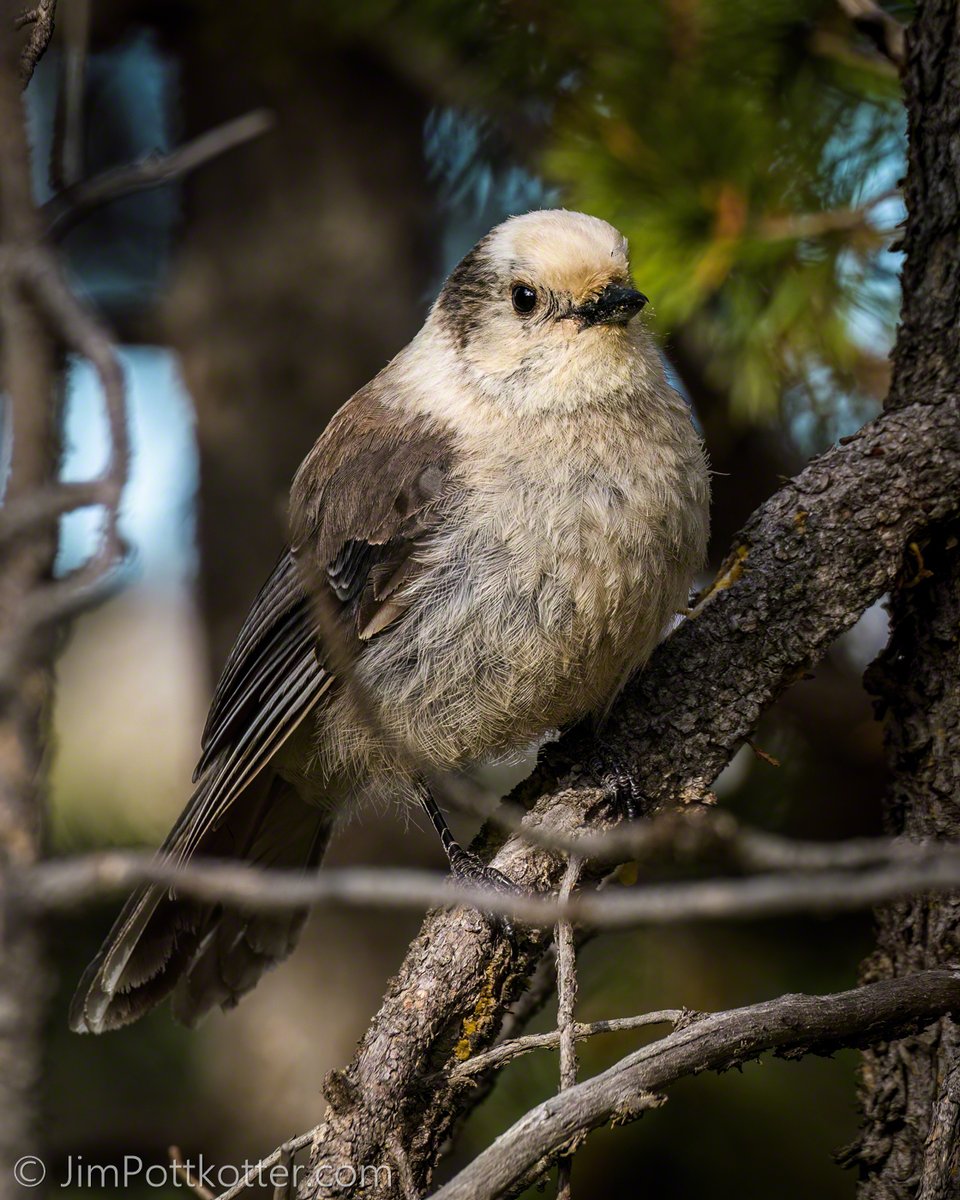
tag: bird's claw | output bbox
[449,850,519,940]
[589,751,645,823]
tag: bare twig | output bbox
[271,1143,294,1200]
[51,0,89,189]
[45,796,957,914]
[442,791,960,875]
[169,1147,215,1200]
[212,1131,316,1200]
[0,247,129,658]
[0,109,271,630]
[16,0,56,88]
[431,972,960,1200]
[43,109,275,240]
[836,0,906,68]
[24,840,960,929]
[0,46,63,1190]
[555,857,583,1198]
[757,187,901,241]
[0,479,119,545]
[448,1010,684,1082]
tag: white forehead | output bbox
[485,209,630,295]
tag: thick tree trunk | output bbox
[852,2,960,1196]
[855,531,960,1198]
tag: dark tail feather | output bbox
[69,772,334,1034]
[169,805,330,1027]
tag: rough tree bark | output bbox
[0,49,58,1200]
[851,3,960,1196]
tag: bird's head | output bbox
[431,209,654,414]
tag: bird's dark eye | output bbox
[511,284,538,315]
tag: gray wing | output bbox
[182,399,453,860]
[176,551,332,862]
[70,395,454,1032]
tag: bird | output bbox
[70,208,710,1034]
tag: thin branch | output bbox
[0,479,119,545]
[448,1010,684,1082]
[13,10,41,33]
[0,108,271,648]
[446,789,960,874]
[836,0,906,68]
[555,857,582,1199]
[0,246,129,652]
[431,972,960,1200]
[212,1132,316,1200]
[16,0,56,88]
[51,0,89,189]
[271,1142,295,1200]
[24,841,960,929]
[169,1147,215,1200]
[757,186,901,241]
[43,109,275,240]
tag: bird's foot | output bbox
[589,750,645,824]
[448,848,518,940]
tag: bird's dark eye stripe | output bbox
[511,284,538,315]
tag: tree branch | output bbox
[446,1009,684,1083]
[15,0,56,88]
[0,37,66,1195]
[27,837,960,932]
[432,972,960,1200]
[554,857,582,1197]
[0,244,129,671]
[42,109,275,240]
[290,380,960,1198]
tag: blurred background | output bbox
[25,1,909,1195]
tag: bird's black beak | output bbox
[574,282,648,328]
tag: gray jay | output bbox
[70,209,710,1034]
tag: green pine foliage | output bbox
[197,0,908,423]
[529,0,906,421]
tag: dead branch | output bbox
[213,1133,317,1200]
[447,1009,684,1082]
[0,244,129,673]
[431,972,960,1200]
[25,839,960,929]
[15,0,56,87]
[0,38,71,1193]
[431,790,960,871]
[43,109,275,240]
[169,1147,215,1200]
[50,0,88,189]
[554,857,582,1198]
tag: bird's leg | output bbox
[419,791,517,936]
[419,791,513,887]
